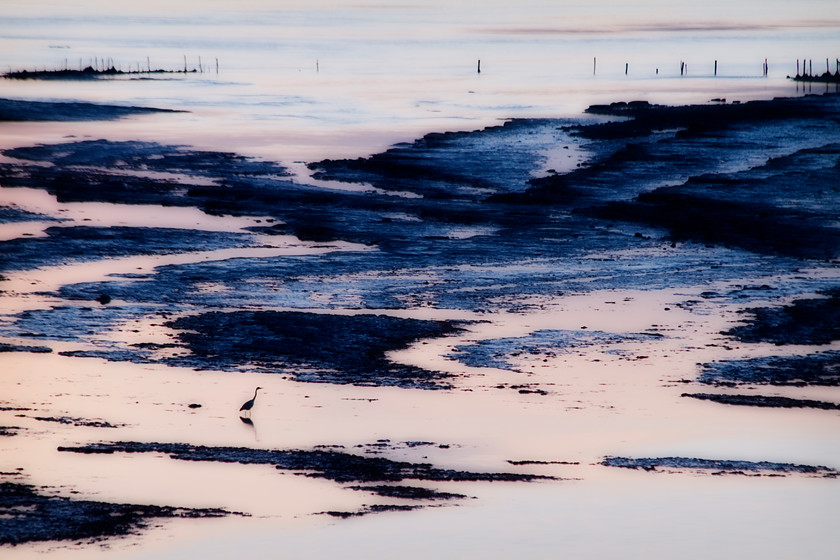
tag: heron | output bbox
[239,387,262,416]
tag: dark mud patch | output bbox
[164,310,467,389]
[2,96,840,385]
[310,118,575,199]
[586,139,840,260]
[723,288,840,345]
[581,97,837,140]
[0,480,231,546]
[682,392,840,410]
[601,456,838,477]
[0,426,22,437]
[58,441,551,517]
[698,351,840,387]
[0,225,254,274]
[323,504,422,518]
[348,484,467,501]
[507,460,580,466]
[0,342,52,354]
[0,207,60,224]
[449,329,661,372]
[58,442,553,485]
[591,186,840,260]
[522,97,840,260]
[0,98,182,122]
[19,415,123,428]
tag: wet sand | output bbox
[1,94,839,557]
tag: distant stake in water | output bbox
[477,59,481,74]
[625,62,628,75]
[714,60,717,76]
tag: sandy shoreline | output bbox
[1,93,839,556]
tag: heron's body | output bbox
[239,387,262,415]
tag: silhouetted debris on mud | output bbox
[0,97,181,122]
[682,392,840,410]
[0,481,230,546]
[165,311,467,388]
[723,288,840,345]
[58,442,553,485]
[0,426,21,437]
[601,456,838,477]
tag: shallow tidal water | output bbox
[2,1,840,558]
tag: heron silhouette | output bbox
[239,387,262,416]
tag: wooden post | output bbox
[316,59,319,73]
[593,57,596,75]
[184,55,187,72]
[199,56,203,73]
[827,58,830,74]
[216,58,219,74]
[625,62,628,75]
[477,59,481,74]
[714,60,717,76]
[809,59,812,76]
